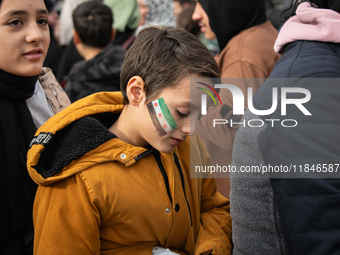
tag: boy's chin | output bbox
[152,142,175,154]
[158,146,175,154]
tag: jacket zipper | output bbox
[152,150,173,204]
[174,152,193,226]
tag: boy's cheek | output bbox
[147,98,178,137]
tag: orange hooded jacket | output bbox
[27,92,232,255]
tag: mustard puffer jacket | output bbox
[27,92,232,255]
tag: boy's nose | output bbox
[182,118,192,136]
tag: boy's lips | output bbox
[23,48,43,60]
[171,137,186,146]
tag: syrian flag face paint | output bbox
[147,98,178,137]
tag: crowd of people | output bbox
[1,0,340,254]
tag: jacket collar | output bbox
[28,92,148,186]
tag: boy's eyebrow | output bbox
[4,9,48,18]
[177,101,191,108]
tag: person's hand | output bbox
[152,246,180,255]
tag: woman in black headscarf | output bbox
[0,0,69,253]
[192,0,280,198]
[198,0,267,52]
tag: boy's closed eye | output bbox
[177,110,189,118]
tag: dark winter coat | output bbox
[65,44,125,102]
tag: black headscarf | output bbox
[0,69,38,243]
[44,0,54,12]
[280,0,340,22]
[199,0,267,51]
[309,0,340,11]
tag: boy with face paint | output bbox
[27,27,232,254]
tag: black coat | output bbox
[65,44,126,103]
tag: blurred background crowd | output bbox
[44,0,291,89]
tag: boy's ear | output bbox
[110,28,116,43]
[73,30,81,45]
[126,76,145,106]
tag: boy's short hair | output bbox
[121,27,220,104]
[72,1,113,48]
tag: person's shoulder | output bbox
[217,21,279,72]
[272,40,340,78]
[229,21,278,49]
[246,21,278,37]
[93,44,126,66]
[68,60,87,76]
[104,44,126,59]
[80,160,121,181]
[297,40,340,58]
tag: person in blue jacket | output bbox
[231,0,340,254]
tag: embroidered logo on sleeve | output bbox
[29,132,54,148]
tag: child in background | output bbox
[0,0,69,253]
[64,1,125,102]
[28,27,232,254]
